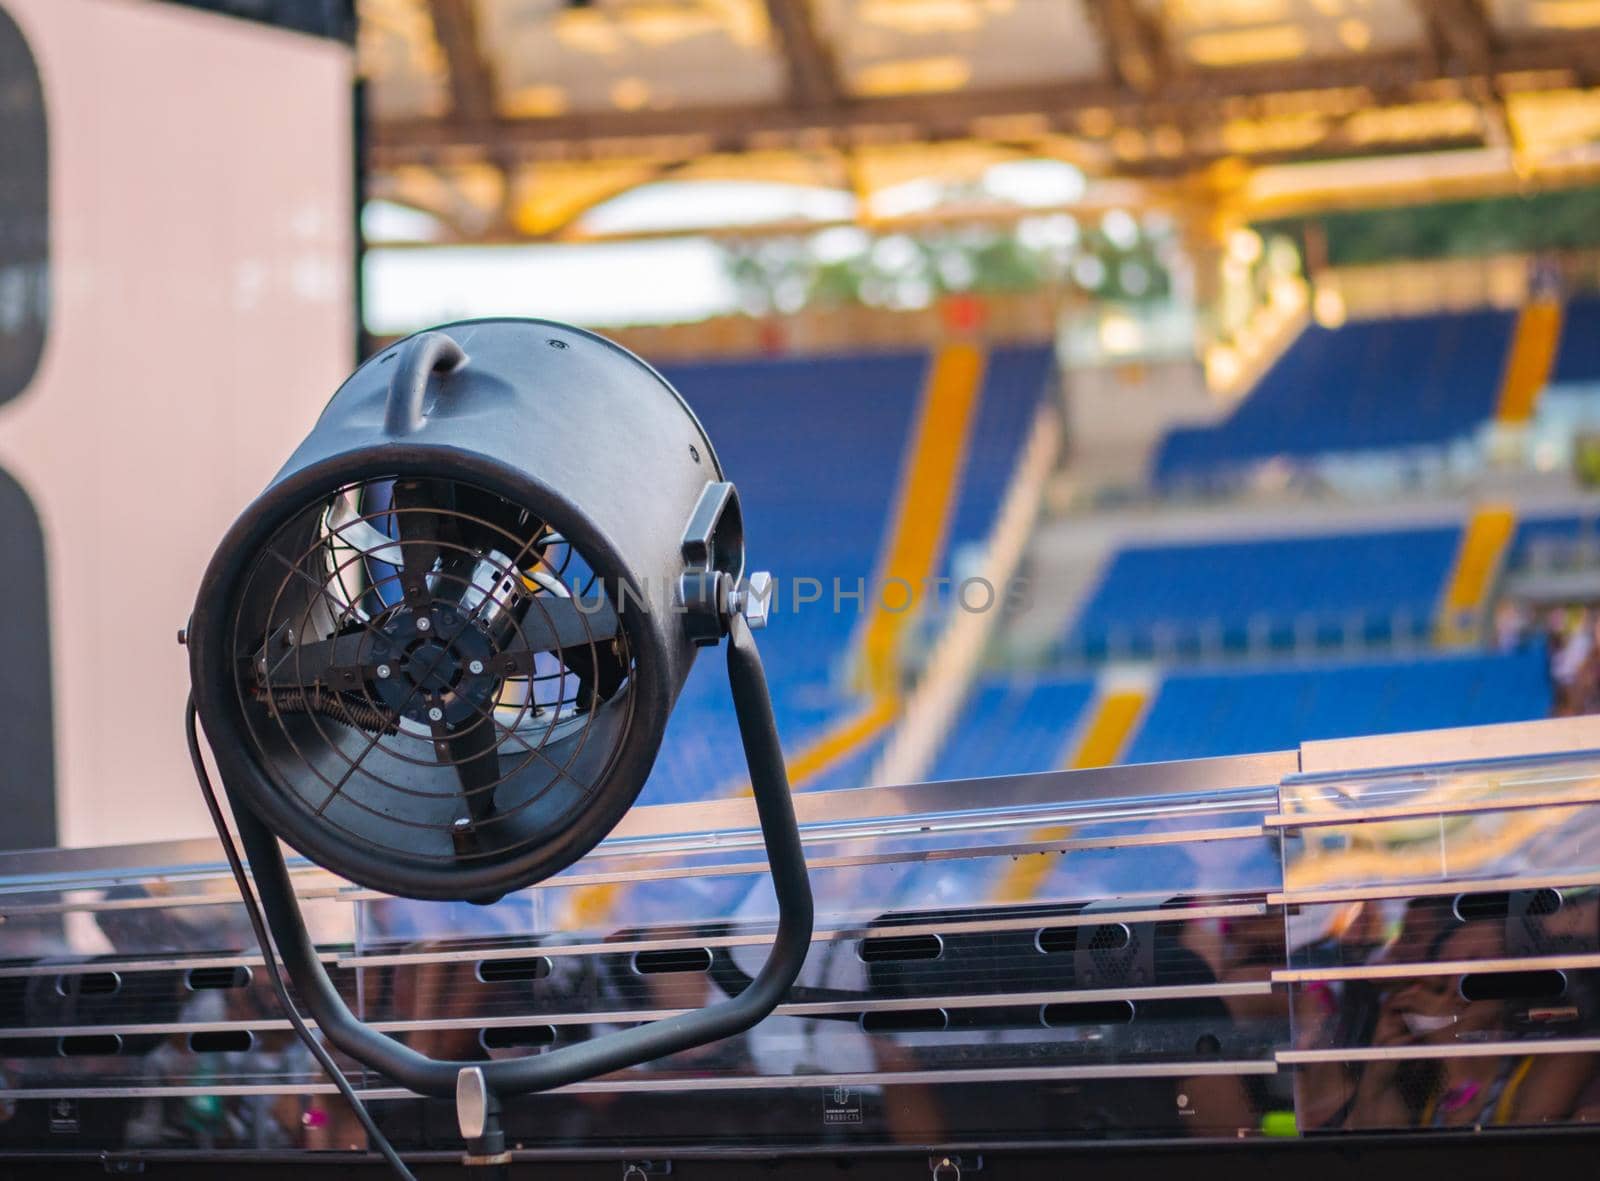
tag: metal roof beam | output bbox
[426,0,497,125]
[1415,0,1497,72]
[1087,0,1169,93]
[763,0,841,109]
[371,31,1600,167]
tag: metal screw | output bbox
[427,706,444,722]
[416,617,432,633]
[547,338,568,349]
[468,659,485,675]
[376,664,392,679]
[730,570,772,630]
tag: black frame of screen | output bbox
[151,0,356,42]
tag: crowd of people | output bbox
[1494,600,1600,716]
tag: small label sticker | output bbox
[823,1086,862,1125]
[49,1097,79,1135]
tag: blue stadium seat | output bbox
[1064,525,1460,659]
[1554,297,1600,385]
[926,674,1096,782]
[638,345,1056,804]
[942,344,1054,577]
[641,350,925,803]
[1153,309,1515,486]
[1508,512,1600,570]
[1123,649,1550,764]
[802,732,888,793]
[923,652,1548,783]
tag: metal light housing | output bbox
[185,319,811,1125]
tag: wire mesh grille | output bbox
[227,476,637,873]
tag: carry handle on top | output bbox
[383,330,468,436]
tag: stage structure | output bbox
[0,714,1596,1170]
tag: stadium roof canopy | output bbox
[360,0,1600,243]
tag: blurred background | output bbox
[6,0,1600,851]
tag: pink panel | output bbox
[0,0,354,848]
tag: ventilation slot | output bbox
[480,1024,557,1051]
[858,934,943,963]
[632,947,712,975]
[59,1034,122,1057]
[189,1030,255,1053]
[1042,1000,1136,1027]
[1460,969,1567,1002]
[1036,927,1077,955]
[56,972,120,997]
[1454,888,1562,922]
[187,965,252,991]
[861,1008,949,1034]
[475,956,553,984]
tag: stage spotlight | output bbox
[184,319,812,1166]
